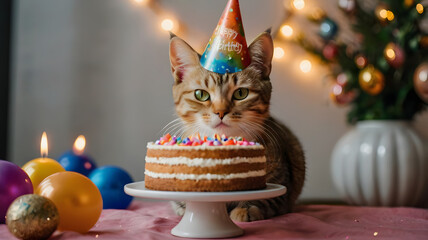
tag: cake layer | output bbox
[145,162,265,175]
[145,175,266,192]
[144,169,265,180]
[145,156,266,167]
[146,145,264,159]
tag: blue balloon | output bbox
[89,166,134,209]
[57,151,97,176]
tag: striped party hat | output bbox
[200,0,251,74]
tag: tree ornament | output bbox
[404,0,414,8]
[330,83,356,105]
[421,36,428,48]
[384,42,405,68]
[338,0,356,12]
[413,63,428,103]
[323,42,339,60]
[319,18,339,40]
[6,194,59,240]
[359,65,385,95]
[354,54,368,69]
[337,72,350,86]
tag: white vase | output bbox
[331,120,428,207]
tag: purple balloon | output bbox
[0,160,33,224]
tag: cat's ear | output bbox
[248,30,274,79]
[169,34,200,84]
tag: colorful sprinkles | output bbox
[155,133,260,146]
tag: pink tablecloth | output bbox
[1,201,428,240]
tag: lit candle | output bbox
[57,135,97,176]
[22,132,65,190]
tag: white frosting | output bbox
[145,156,266,167]
[145,169,265,180]
[146,142,264,150]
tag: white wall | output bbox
[9,0,428,200]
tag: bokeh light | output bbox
[300,60,312,73]
[280,25,294,38]
[274,47,285,59]
[161,19,175,31]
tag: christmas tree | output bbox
[281,0,428,124]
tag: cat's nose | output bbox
[215,111,229,120]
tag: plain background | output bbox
[8,0,428,201]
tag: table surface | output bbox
[1,201,428,240]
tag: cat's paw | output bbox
[230,205,264,222]
[170,201,186,216]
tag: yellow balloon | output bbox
[22,158,65,190]
[36,172,103,233]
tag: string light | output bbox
[133,0,149,5]
[332,84,343,95]
[362,71,372,82]
[376,6,394,21]
[292,0,305,10]
[386,10,395,21]
[280,25,294,38]
[355,55,367,69]
[379,9,388,19]
[274,47,285,59]
[385,48,396,60]
[300,60,312,73]
[161,18,176,31]
[416,4,424,14]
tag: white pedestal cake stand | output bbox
[124,181,286,238]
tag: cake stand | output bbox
[124,181,286,238]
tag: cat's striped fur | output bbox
[168,30,305,222]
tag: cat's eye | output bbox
[233,88,249,100]
[194,89,210,102]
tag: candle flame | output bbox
[73,135,86,155]
[41,132,48,158]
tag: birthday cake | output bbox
[144,134,266,192]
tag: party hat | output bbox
[200,0,251,74]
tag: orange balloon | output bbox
[36,172,103,233]
[22,158,65,190]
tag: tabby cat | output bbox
[168,30,306,222]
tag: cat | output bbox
[167,30,306,222]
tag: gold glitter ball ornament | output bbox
[359,65,385,95]
[6,194,59,240]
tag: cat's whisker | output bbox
[245,115,285,144]
[242,120,282,158]
[160,118,182,132]
[176,121,201,138]
[163,122,185,137]
[159,118,183,136]
[174,122,194,138]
